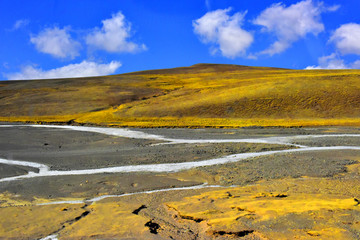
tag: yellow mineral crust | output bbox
[58,201,152,239]
[1,175,360,239]
[0,203,85,239]
[167,178,360,239]
[0,193,32,207]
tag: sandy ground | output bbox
[0,124,360,239]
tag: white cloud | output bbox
[254,0,330,56]
[86,11,146,53]
[306,22,360,70]
[12,19,29,30]
[352,60,360,69]
[193,8,253,58]
[329,23,360,55]
[305,53,348,69]
[327,4,341,12]
[6,61,121,80]
[30,27,81,59]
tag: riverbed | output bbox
[1,124,360,239]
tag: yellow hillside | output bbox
[0,64,359,127]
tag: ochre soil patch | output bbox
[1,161,359,239]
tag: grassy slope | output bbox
[1,63,359,127]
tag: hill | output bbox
[0,63,359,127]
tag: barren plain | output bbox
[0,124,359,239]
[1,64,360,239]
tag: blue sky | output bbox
[1,0,360,80]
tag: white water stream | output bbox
[1,146,359,183]
[1,124,359,183]
[36,183,225,205]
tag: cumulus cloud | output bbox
[86,11,146,53]
[193,8,253,58]
[6,61,121,80]
[306,53,348,69]
[254,0,332,56]
[306,22,360,70]
[329,23,360,55]
[30,27,81,59]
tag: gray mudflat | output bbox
[0,126,289,171]
[136,127,360,140]
[0,172,200,199]
[195,150,359,185]
[0,124,359,201]
[0,163,38,178]
[292,137,360,147]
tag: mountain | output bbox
[1,63,359,127]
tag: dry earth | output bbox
[0,124,359,239]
